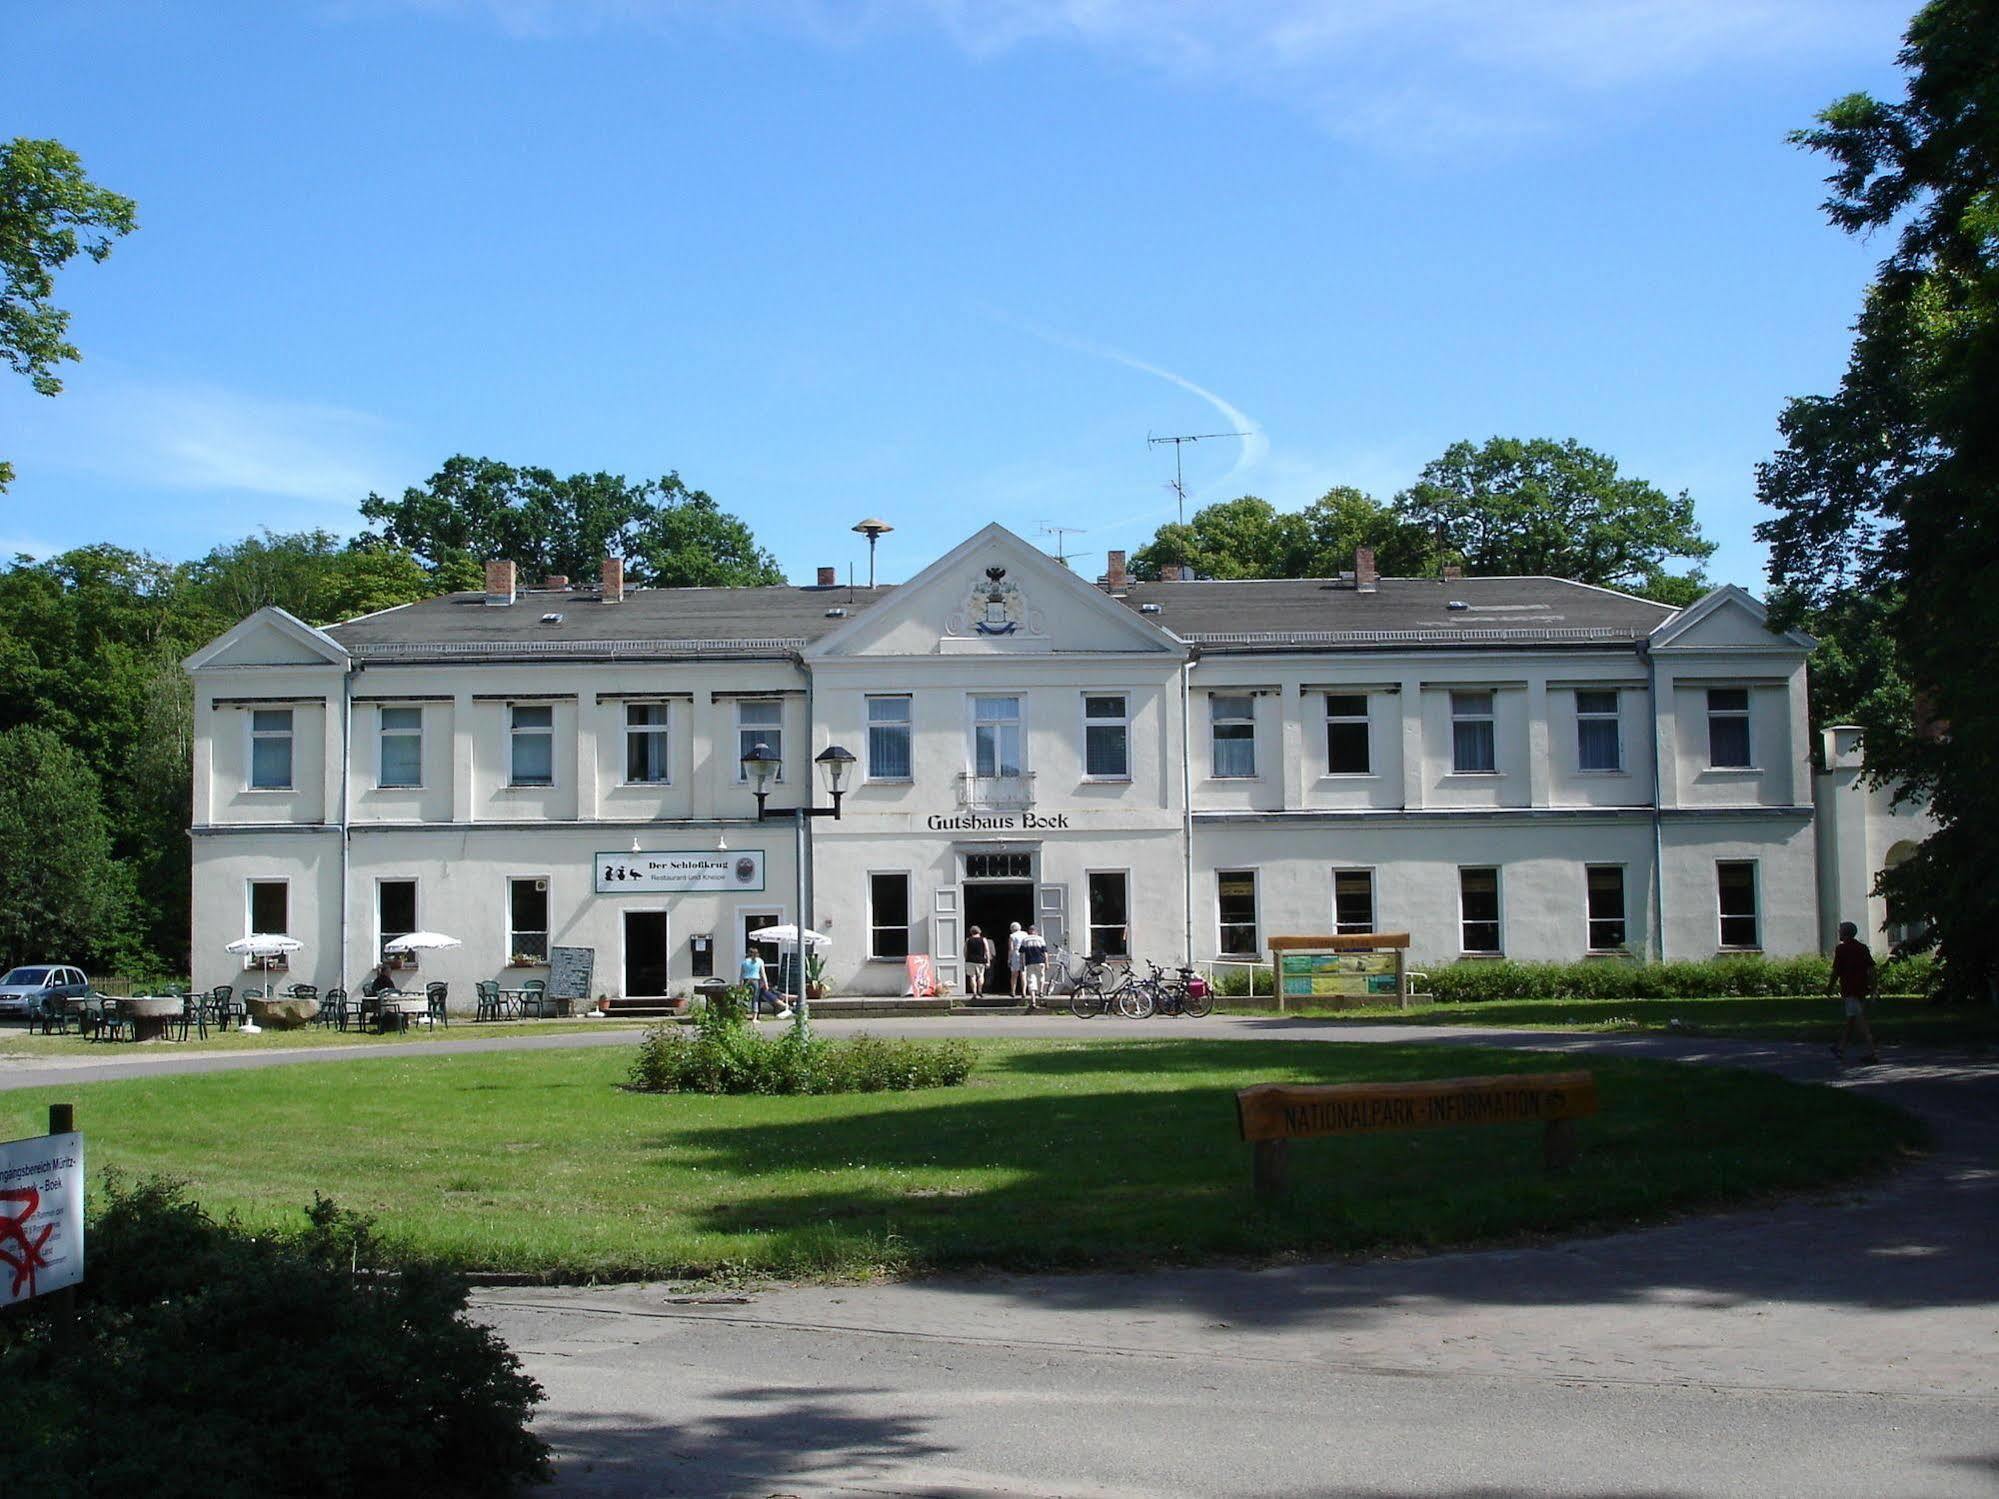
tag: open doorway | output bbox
[964,881,1034,991]
[623,911,669,997]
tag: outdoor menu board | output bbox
[548,946,594,1002]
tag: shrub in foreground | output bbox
[628,1006,974,1095]
[0,1175,549,1499]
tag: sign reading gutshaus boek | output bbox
[0,1129,83,1305]
[596,851,765,893]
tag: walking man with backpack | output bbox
[1828,920,1880,1065]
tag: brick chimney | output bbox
[600,556,624,604]
[1104,550,1129,591]
[484,559,517,607]
[816,566,837,587]
[1354,546,1377,594]
[543,574,569,590]
[1159,563,1182,582]
[1442,563,1463,582]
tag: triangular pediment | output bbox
[807,524,1185,659]
[183,607,351,672]
[1649,586,1815,654]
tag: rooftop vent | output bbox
[1139,602,1163,614]
[539,612,564,624]
[1446,601,1469,611]
[825,607,848,618]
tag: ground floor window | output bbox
[869,872,911,959]
[1087,871,1130,957]
[1459,867,1501,954]
[378,879,417,958]
[1717,861,1759,949]
[508,878,549,963]
[1585,865,1626,951]
[1217,871,1259,957]
[248,880,288,935]
[1333,869,1375,935]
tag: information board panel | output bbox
[548,946,595,1002]
[1278,949,1397,999]
[596,851,765,894]
[0,1130,83,1305]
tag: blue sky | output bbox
[3,0,1910,589]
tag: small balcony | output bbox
[956,771,1036,811]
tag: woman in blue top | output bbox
[738,949,791,1019]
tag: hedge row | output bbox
[1419,952,1935,1004]
[629,997,974,1095]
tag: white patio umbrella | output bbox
[750,925,830,1000]
[381,930,462,954]
[223,933,303,1033]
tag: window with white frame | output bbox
[624,702,670,784]
[1717,861,1760,949]
[736,700,783,780]
[1586,865,1627,950]
[509,704,554,786]
[508,877,550,963]
[248,879,288,936]
[1210,695,1256,778]
[868,872,911,958]
[1083,695,1129,779]
[972,695,1023,778]
[1459,867,1501,953]
[867,696,911,780]
[1707,689,1752,768]
[378,879,417,959]
[378,706,422,788]
[1325,694,1370,775]
[1333,869,1375,935]
[1576,690,1622,772]
[1450,691,1496,774]
[249,709,294,789]
[1087,871,1130,956]
[1217,870,1259,956]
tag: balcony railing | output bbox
[956,771,1036,810]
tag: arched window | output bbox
[1881,841,1923,948]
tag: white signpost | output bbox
[595,850,765,893]
[1,1117,83,1307]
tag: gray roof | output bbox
[325,575,1673,661]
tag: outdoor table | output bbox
[118,996,187,1042]
[376,995,430,1033]
[497,989,529,1019]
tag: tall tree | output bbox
[0,139,137,491]
[1755,0,1999,999]
[0,725,139,973]
[1394,437,1713,597]
[358,456,784,588]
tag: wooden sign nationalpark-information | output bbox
[1236,1071,1598,1198]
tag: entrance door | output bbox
[624,911,669,997]
[963,882,1035,953]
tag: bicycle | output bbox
[1070,956,1149,1018]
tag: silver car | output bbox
[0,965,90,1019]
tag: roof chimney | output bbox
[1355,546,1378,594]
[600,556,624,604]
[543,573,569,591]
[1442,563,1463,582]
[1159,563,1182,582]
[816,566,837,587]
[484,560,517,607]
[1104,550,1129,591]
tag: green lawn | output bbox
[1260,994,1999,1046]
[3,1038,1923,1283]
[0,1016,657,1058]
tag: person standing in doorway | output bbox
[1021,924,1049,1008]
[739,947,791,1021]
[1006,921,1026,998]
[964,926,994,1000]
[1828,920,1879,1064]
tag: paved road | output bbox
[10,1017,1996,1495]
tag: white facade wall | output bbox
[186,533,1839,1003]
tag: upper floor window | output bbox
[867,696,912,781]
[1325,694,1370,775]
[509,704,554,786]
[1459,866,1501,953]
[736,700,783,781]
[1717,861,1760,949]
[1450,691,1496,774]
[1333,869,1375,935]
[1084,695,1129,779]
[1210,694,1256,778]
[1586,864,1627,950]
[1576,690,1622,772]
[1707,688,1752,768]
[378,707,422,788]
[249,709,293,789]
[972,696,1024,778]
[624,703,670,785]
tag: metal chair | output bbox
[426,982,449,1028]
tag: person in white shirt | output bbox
[1021,924,1049,1007]
[1007,922,1026,998]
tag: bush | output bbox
[0,1175,549,1498]
[1419,952,1935,1004]
[627,1009,974,1096]
[1213,966,1275,998]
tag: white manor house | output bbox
[183,524,1926,1002]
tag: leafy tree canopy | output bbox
[0,724,139,972]
[0,138,137,491]
[358,456,785,588]
[1754,0,1999,998]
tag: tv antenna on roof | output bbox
[1038,524,1092,568]
[1149,431,1251,525]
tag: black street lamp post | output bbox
[741,742,855,1020]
